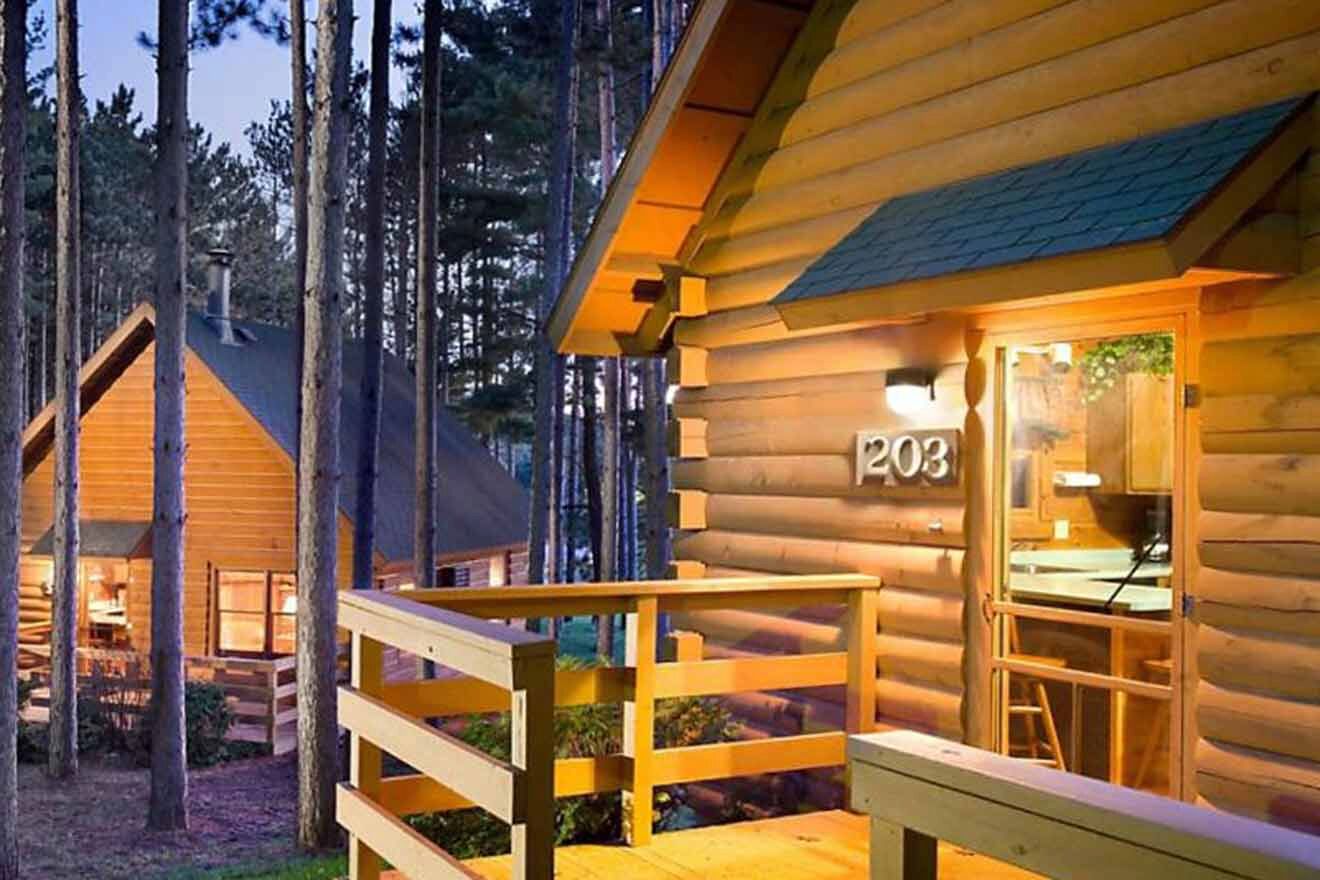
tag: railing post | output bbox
[846,586,879,803]
[348,631,384,880]
[511,654,555,880]
[662,629,703,663]
[623,595,658,846]
[870,817,937,880]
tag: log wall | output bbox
[670,317,971,740]
[1196,271,1320,834]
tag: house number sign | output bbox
[855,429,960,487]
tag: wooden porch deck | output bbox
[453,811,1040,880]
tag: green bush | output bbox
[136,680,235,768]
[406,656,738,858]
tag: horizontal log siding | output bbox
[671,318,969,740]
[685,0,1320,310]
[1196,270,1320,834]
[21,343,355,656]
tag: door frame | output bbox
[965,287,1200,800]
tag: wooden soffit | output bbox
[547,0,812,356]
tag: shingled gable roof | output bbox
[774,98,1310,317]
[21,304,529,565]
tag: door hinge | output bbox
[1182,593,1196,617]
[1183,383,1201,408]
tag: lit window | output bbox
[215,569,297,658]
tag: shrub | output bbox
[135,680,235,768]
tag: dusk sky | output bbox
[29,1,422,155]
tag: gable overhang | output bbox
[547,0,814,356]
[774,100,1313,331]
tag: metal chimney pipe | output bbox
[206,247,238,345]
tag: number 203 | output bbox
[856,432,955,486]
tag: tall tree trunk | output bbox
[581,359,602,581]
[291,0,309,564]
[297,0,352,852]
[148,0,189,831]
[597,0,619,586]
[48,0,80,782]
[415,0,441,591]
[0,2,26,874]
[564,362,580,583]
[530,0,579,585]
[352,0,392,593]
[392,211,409,359]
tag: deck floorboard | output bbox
[381,810,1043,879]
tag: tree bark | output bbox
[297,0,352,852]
[642,359,669,578]
[48,0,80,782]
[353,0,392,593]
[530,0,579,585]
[597,0,619,585]
[415,0,441,590]
[581,358,602,581]
[0,2,25,875]
[148,0,189,831]
[291,0,309,564]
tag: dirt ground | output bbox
[18,752,310,879]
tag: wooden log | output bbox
[701,410,968,458]
[1195,738,1320,835]
[702,321,966,385]
[670,607,843,654]
[832,0,947,53]
[1197,681,1320,765]
[703,256,818,313]
[667,417,708,459]
[879,587,964,643]
[1197,566,1320,638]
[1199,511,1320,544]
[674,529,965,594]
[692,30,1320,265]
[705,493,965,549]
[1199,541,1320,580]
[1197,625,1320,703]
[1200,454,1320,517]
[875,678,962,740]
[672,456,963,501]
[667,345,708,388]
[668,490,708,531]
[1203,430,1320,455]
[674,303,927,349]
[875,633,963,691]
[735,0,1320,199]
[1202,333,1320,397]
[674,365,966,421]
[1209,393,1320,438]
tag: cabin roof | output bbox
[774,99,1305,308]
[186,313,530,564]
[29,519,152,559]
[22,306,530,566]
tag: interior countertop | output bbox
[1009,548,1172,613]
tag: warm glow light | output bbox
[665,383,680,406]
[281,596,298,614]
[885,368,935,415]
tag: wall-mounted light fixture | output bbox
[885,367,936,415]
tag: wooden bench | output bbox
[848,730,1320,880]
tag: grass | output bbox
[165,854,347,880]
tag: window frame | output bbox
[213,568,296,659]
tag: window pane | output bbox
[218,571,267,613]
[272,574,297,616]
[272,614,296,656]
[218,611,266,653]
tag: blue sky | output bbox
[30,1,421,154]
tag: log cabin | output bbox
[17,252,529,750]
[544,0,1320,838]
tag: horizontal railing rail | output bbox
[849,729,1320,880]
[337,589,556,880]
[337,571,881,877]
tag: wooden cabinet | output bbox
[1087,373,1173,495]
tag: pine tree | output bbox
[353,0,392,593]
[48,0,81,782]
[415,0,441,590]
[147,0,191,831]
[297,0,353,851]
[0,1,26,874]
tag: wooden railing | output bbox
[338,590,557,880]
[20,645,299,754]
[848,730,1320,880]
[336,573,880,880]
